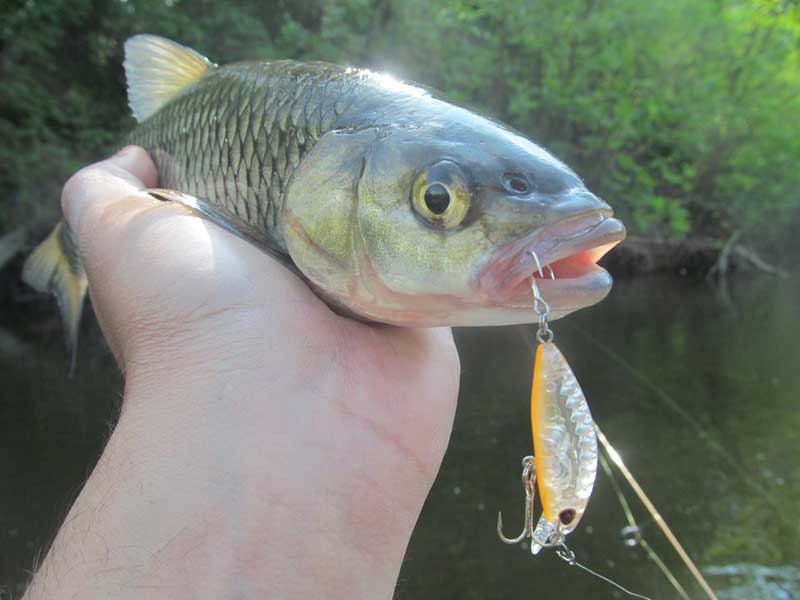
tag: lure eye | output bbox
[559,508,577,526]
[412,160,470,229]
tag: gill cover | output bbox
[281,123,493,323]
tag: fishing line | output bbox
[556,321,789,525]
[568,561,653,600]
[599,452,692,600]
[560,321,712,435]
[555,544,654,600]
[596,425,720,600]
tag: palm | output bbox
[68,148,461,580]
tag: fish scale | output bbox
[126,61,359,243]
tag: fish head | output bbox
[282,101,625,326]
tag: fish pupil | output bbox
[424,183,450,215]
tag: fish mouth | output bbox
[476,211,626,315]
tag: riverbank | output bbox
[601,235,789,279]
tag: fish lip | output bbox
[476,212,627,307]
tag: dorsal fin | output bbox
[124,34,215,122]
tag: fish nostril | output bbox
[503,174,531,195]
[510,178,527,193]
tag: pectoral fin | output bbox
[143,188,302,277]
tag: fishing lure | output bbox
[497,251,651,600]
[497,251,597,552]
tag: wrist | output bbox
[29,341,428,600]
[126,362,422,599]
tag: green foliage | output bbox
[1,0,799,249]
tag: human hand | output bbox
[25,147,460,599]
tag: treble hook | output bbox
[497,456,536,544]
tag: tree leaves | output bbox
[2,0,798,252]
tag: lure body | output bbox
[530,342,597,553]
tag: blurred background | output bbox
[1,1,798,598]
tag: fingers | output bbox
[61,146,158,237]
[59,147,332,369]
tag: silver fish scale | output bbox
[537,343,597,521]
[125,60,389,249]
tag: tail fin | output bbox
[22,220,87,373]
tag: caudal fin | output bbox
[22,220,87,373]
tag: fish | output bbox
[23,34,625,362]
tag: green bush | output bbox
[2,0,798,253]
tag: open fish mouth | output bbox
[476,211,626,313]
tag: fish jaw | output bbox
[288,210,626,329]
[321,211,624,327]
[474,212,626,320]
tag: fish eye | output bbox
[411,160,470,229]
[558,508,577,526]
[504,174,530,194]
[424,183,450,214]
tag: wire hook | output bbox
[529,251,552,310]
[529,251,555,343]
[529,250,555,280]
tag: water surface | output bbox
[1,275,798,599]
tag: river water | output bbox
[1,274,798,599]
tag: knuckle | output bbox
[119,144,149,163]
[61,164,101,211]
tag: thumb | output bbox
[58,147,158,370]
[61,145,158,237]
